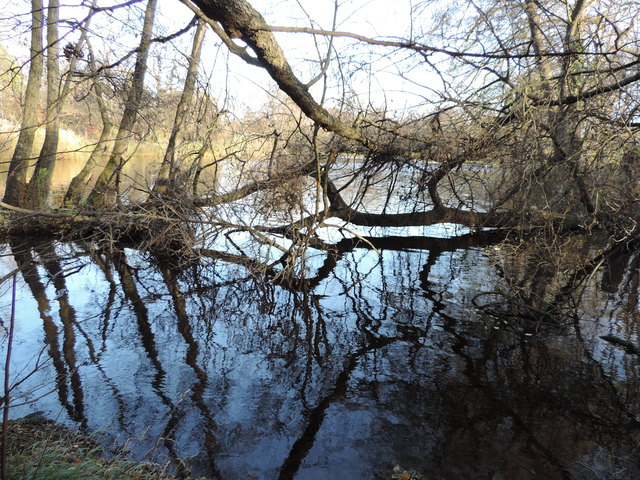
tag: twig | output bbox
[1,273,16,480]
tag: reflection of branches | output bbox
[278,253,433,479]
[10,241,84,425]
[1,272,15,479]
[197,230,505,296]
[111,248,186,469]
[74,242,129,430]
[158,263,221,478]
[5,229,640,478]
[35,242,87,428]
[421,258,575,477]
[278,335,397,480]
[420,247,640,477]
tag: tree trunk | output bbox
[3,0,44,207]
[553,0,596,216]
[63,41,114,207]
[523,0,595,217]
[25,0,61,209]
[524,0,553,82]
[27,0,94,209]
[152,18,206,197]
[86,0,158,209]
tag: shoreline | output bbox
[3,414,180,480]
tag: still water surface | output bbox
[2,227,639,479]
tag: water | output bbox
[1,228,640,479]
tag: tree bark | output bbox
[3,0,44,207]
[152,18,206,197]
[63,40,114,207]
[86,0,158,208]
[554,0,596,216]
[524,0,553,82]
[25,0,61,209]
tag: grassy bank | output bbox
[4,415,176,480]
[3,415,425,479]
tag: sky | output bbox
[216,0,438,114]
[0,0,440,116]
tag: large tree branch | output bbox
[190,0,381,151]
[322,175,584,230]
[545,69,640,107]
[179,0,261,66]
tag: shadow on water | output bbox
[2,231,640,479]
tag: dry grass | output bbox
[4,416,184,480]
[391,466,423,480]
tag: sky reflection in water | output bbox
[2,230,640,480]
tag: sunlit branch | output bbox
[179,0,261,67]
[544,69,640,107]
[92,15,198,76]
[262,25,607,60]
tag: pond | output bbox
[1,226,639,479]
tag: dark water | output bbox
[2,228,640,479]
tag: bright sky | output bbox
[0,0,439,116]
[211,0,438,114]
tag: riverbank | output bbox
[4,415,422,479]
[3,415,177,480]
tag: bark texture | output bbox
[3,0,44,207]
[153,18,206,197]
[87,0,158,208]
[26,0,61,209]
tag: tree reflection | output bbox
[10,240,86,428]
[157,261,221,478]
[4,231,640,479]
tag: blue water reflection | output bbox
[2,235,639,479]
